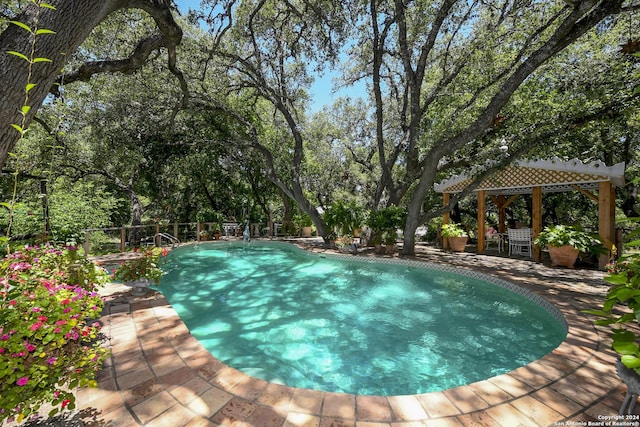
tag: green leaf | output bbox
[9,20,32,33]
[613,340,639,355]
[21,105,31,116]
[40,2,57,9]
[35,29,56,35]
[11,123,23,134]
[621,355,640,368]
[25,83,36,92]
[32,57,52,63]
[6,50,30,62]
[582,309,607,317]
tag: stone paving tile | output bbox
[187,386,233,418]
[528,386,584,417]
[416,392,460,418]
[284,412,321,427]
[387,395,428,420]
[120,378,164,408]
[256,381,295,414]
[116,365,156,390]
[487,373,534,398]
[290,388,325,415]
[184,416,219,427]
[355,422,392,427]
[423,418,464,427]
[169,376,213,405]
[318,417,355,427]
[456,411,502,427]
[322,392,356,419]
[466,380,512,405]
[144,403,197,427]
[355,395,393,421]
[509,395,564,425]
[484,403,538,427]
[443,385,490,413]
[129,390,177,424]
[210,397,257,425]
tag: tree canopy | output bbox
[1,0,639,253]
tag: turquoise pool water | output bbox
[159,242,567,395]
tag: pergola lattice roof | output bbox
[434,157,625,195]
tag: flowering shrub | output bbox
[0,245,110,424]
[112,247,168,284]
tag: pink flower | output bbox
[47,357,57,365]
[37,315,47,321]
[24,341,36,352]
[16,377,28,386]
[9,300,16,306]
[29,322,43,331]
[55,320,67,326]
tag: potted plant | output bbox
[324,200,366,237]
[441,222,468,252]
[534,225,603,268]
[199,229,210,241]
[295,212,314,237]
[383,230,396,253]
[370,234,383,253]
[367,205,406,251]
[584,219,640,412]
[112,247,168,294]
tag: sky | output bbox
[174,0,366,113]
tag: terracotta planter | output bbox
[302,226,312,237]
[385,243,394,253]
[448,236,468,252]
[548,245,579,268]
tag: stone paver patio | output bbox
[51,240,639,426]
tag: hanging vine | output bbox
[2,0,56,252]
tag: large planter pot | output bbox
[301,226,312,237]
[548,245,579,268]
[448,236,468,252]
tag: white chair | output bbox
[485,230,503,252]
[507,228,532,258]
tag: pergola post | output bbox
[599,182,616,269]
[497,195,506,233]
[443,192,450,250]
[532,186,542,262]
[477,190,486,254]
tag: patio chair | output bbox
[507,228,532,258]
[485,228,503,252]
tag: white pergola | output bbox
[434,157,626,268]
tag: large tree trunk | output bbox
[0,0,182,169]
[0,1,118,167]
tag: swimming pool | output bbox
[159,241,567,396]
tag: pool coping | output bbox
[75,240,629,426]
